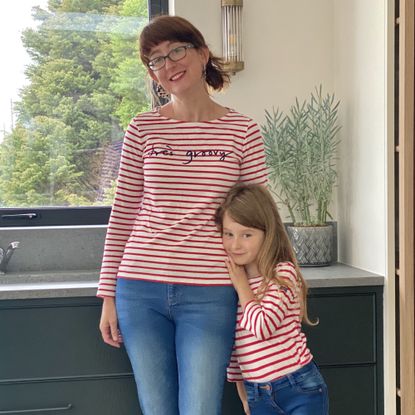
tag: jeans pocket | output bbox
[294,368,326,394]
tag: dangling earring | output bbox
[156,83,170,99]
[201,65,207,80]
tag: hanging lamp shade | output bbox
[221,0,244,74]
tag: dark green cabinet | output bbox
[0,298,140,415]
[0,378,139,414]
[0,285,383,414]
[305,286,384,415]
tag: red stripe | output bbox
[118,274,232,287]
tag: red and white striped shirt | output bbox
[97,109,268,297]
[227,262,313,383]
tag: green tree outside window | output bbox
[0,0,150,207]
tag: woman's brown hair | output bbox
[139,15,230,91]
[215,183,317,325]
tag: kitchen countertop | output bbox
[0,263,384,300]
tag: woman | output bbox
[98,15,268,415]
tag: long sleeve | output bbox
[227,262,311,382]
[227,348,244,382]
[239,120,268,184]
[97,121,144,298]
[239,263,299,340]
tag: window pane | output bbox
[0,0,151,209]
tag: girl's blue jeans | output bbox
[115,278,238,415]
[244,361,329,415]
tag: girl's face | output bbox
[222,212,265,274]
[148,40,208,97]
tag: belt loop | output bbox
[287,373,296,388]
[254,382,259,399]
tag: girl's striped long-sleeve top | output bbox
[97,109,268,297]
[227,262,313,383]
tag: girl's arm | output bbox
[236,381,250,415]
[226,259,298,340]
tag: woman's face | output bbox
[148,40,208,97]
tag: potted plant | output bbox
[262,85,341,266]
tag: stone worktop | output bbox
[0,263,384,301]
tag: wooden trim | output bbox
[398,0,415,413]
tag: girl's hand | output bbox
[99,297,123,348]
[225,256,249,287]
[226,257,255,308]
[242,401,251,415]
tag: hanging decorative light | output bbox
[221,0,244,74]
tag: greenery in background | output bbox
[263,85,341,226]
[0,0,150,207]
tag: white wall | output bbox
[173,0,334,122]
[172,0,388,277]
[333,0,387,276]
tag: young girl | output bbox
[215,184,328,415]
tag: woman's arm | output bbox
[239,119,268,186]
[99,297,122,348]
[236,381,250,415]
[97,121,144,298]
[97,121,144,346]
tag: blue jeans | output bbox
[244,361,329,415]
[115,278,238,415]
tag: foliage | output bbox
[263,86,341,226]
[0,0,150,207]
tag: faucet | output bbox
[0,241,20,274]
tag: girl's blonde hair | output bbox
[215,183,316,325]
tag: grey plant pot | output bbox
[286,224,334,266]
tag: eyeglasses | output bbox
[148,45,195,71]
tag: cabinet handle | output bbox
[1,213,38,220]
[0,404,72,414]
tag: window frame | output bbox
[0,0,168,228]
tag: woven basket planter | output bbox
[286,224,334,266]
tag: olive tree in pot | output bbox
[262,86,341,266]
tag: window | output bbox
[0,0,168,227]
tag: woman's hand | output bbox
[225,257,255,309]
[236,381,251,415]
[99,297,122,348]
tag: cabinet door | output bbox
[222,382,244,415]
[0,300,132,380]
[320,366,377,415]
[303,287,383,415]
[0,377,141,415]
[304,292,377,364]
